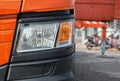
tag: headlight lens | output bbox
[17,22,59,52]
[16,20,73,53]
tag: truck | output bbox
[0,0,75,81]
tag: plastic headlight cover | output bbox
[56,21,74,47]
[17,22,59,52]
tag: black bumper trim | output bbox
[0,65,8,81]
[10,54,74,67]
[8,54,74,81]
[11,45,74,63]
[11,72,74,81]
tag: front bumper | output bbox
[8,54,74,81]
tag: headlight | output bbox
[17,20,73,52]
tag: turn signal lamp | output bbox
[57,21,73,47]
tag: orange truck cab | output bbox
[0,0,75,81]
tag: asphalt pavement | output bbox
[74,43,120,81]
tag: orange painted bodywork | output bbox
[76,0,114,4]
[0,42,12,66]
[0,0,21,16]
[0,16,17,66]
[114,0,120,19]
[0,0,21,66]
[0,30,14,43]
[75,21,107,40]
[22,0,75,12]
[102,27,107,40]
[0,16,17,31]
[75,0,120,20]
[75,0,114,21]
[75,21,106,28]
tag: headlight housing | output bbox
[16,20,73,52]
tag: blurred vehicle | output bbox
[106,34,120,50]
[85,34,101,50]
